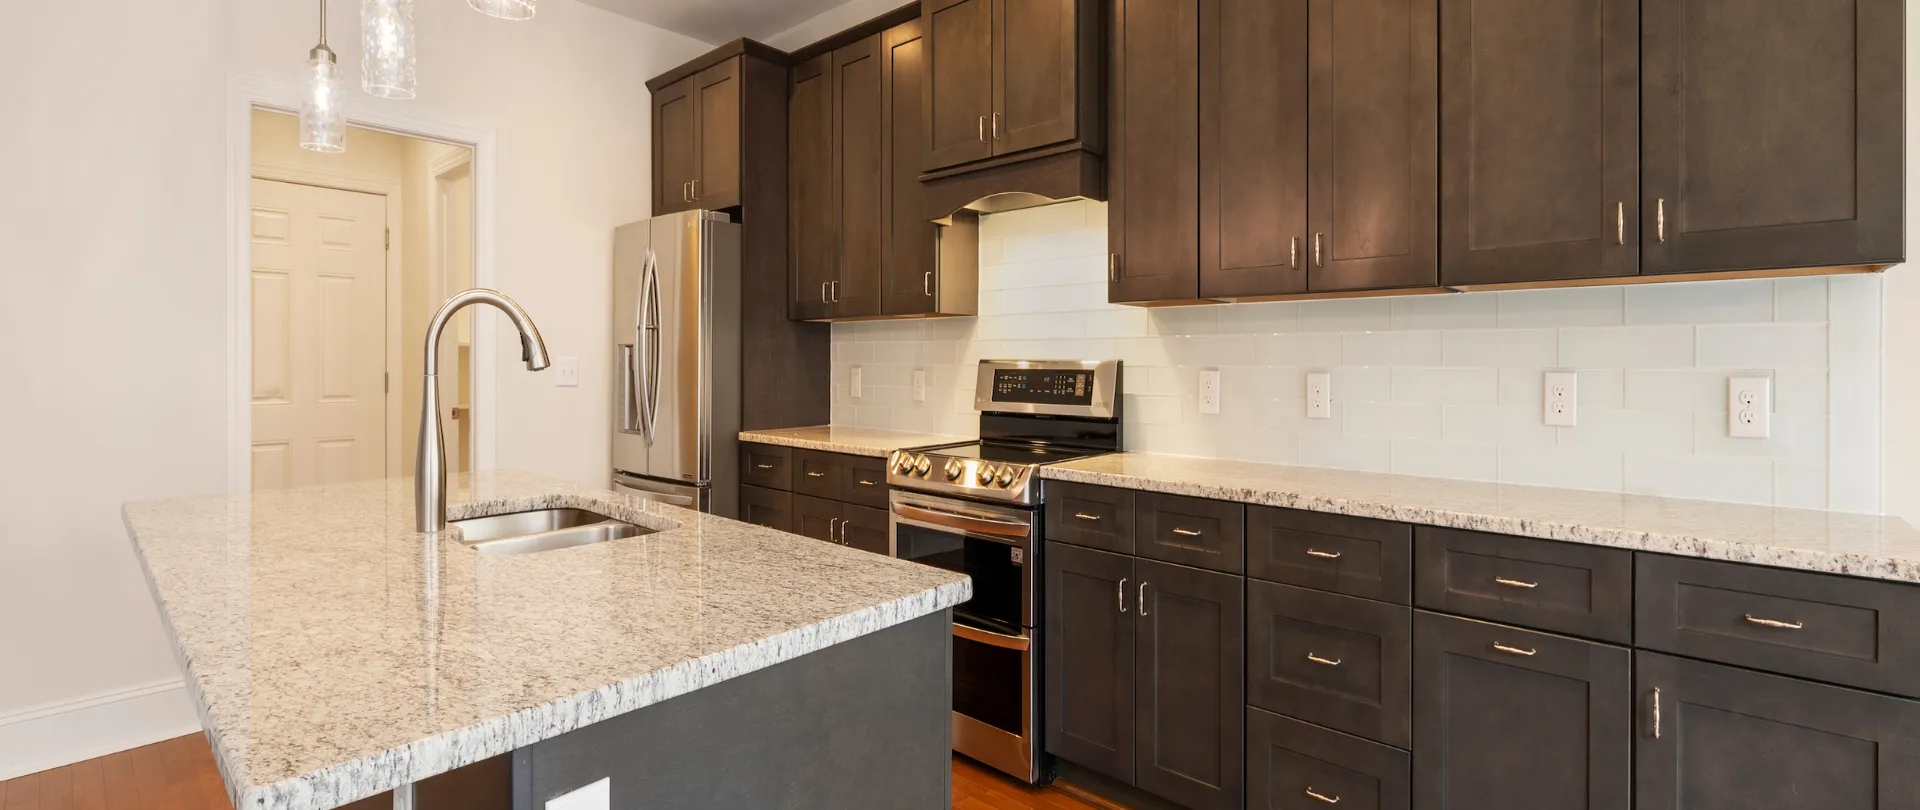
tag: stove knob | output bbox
[998,467,1018,487]
[914,455,931,475]
[944,459,964,480]
[976,464,996,485]
[889,452,908,474]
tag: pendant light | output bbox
[469,0,537,20]
[300,0,345,153]
[361,0,416,99]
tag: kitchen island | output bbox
[122,469,970,810]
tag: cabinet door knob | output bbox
[1118,577,1128,613]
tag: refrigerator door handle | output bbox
[641,247,663,443]
[636,248,660,443]
[617,344,642,434]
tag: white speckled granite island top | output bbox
[1043,453,1920,584]
[739,425,972,457]
[122,470,971,810]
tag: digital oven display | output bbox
[991,369,1096,406]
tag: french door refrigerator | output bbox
[611,209,741,518]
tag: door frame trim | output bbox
[225,74,500,494]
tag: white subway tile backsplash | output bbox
[829,202,1880,510]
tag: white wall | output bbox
[833,201,1884,511]
[0,0,709,779]
[1883,1,1920,527]
[763,0,913,50]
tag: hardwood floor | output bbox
[0,736,1107,809]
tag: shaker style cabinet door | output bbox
[691,58,742,211]
[1640,0,1903,274]
[788,53,837,321]
[1134,559,1244,810]
[992,0,1082,155]
[1200,0,1309,299]
[1413,612,1631,810]
[882,20,939,317]
[652,75,698,217]
[832,35,885,319]
[1108,0,1203,304]
[923,0,996,171]
[1636,652,1920,810]
[1045,542,1139,784]
[1305,0,1437,292]
[1438,0,1638,285]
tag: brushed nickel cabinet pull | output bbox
[806,471,827,478]
[992,112,1002,140]
[1657,198,1667,242]
[682,181,692,202]
[1139,582,1150,615]
[924,271,933,296]
[1494,577,1538,589]
[1652,687,1662,739]
[1305,549,1342,559]
[1109,253,1119,283]
[838,519,849,544]
[1289,236,1299,268]
[1744,614,1804,630]
[1306,653,1342,667]
[755,463,774,470]
[1074,512,1101,521]
[831,280,839,302]
[978,115,988,143]
[828,517,840,540]
[856,479,877,486]
[1616,202,1624,245]
[821,281,829,303]
[1313,233,1325,267]
[691,179,699,200]
[1118,578,1128,613]
[1172,527,1203,537]
[1492,642,1536,657]
[1306,787,1341,804]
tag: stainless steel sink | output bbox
[451,508,650,555]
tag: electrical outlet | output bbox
[553,356,579,387]
[851,366,863,399]
[912,369,927,402]
[1728,377,1771,438]
[1543,371,1578,427]
[1306,372,1332,419]
[1198,368,1222,415]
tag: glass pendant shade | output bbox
[300,47,346,153]
[361,0,417,99]
[469,0,536,20]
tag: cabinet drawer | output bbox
[1247,707,1409,810]
[792,450,848,500]
[739,485,793,532]
[840,456,890,509]
[1045,481,1136,554]
[1637,554,1920,698]
[1248,507,1412,604]
[1248,581,1412,748]
[741,443,793,491]
[1414,527,1632,643]
[1136,492,1245,574]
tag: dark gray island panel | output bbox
[511,611,953,810]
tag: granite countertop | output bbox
[739,425,973,457]
[1043,453,1920,584]
[122,470,971,810]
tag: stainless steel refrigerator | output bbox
[611,209,741,517]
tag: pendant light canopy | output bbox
[469,0,537,20]
[361,0,417,99]
[300,0,345,153]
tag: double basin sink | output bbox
[452,508,651,555]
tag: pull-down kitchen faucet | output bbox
[417,289,550,532]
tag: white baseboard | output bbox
[0,678,203,781]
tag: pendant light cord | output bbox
[319,0,328,47]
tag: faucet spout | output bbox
[417,289,550,532]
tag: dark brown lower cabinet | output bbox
[1248,707,1409,810]
[1135,559,1244,810]
[1046,542,1138,782]
[792,494,841,543]
[739,485,793,532]
[1636,652,1920,810]
[841,504,891,555]
[1248,580,1412,748]
[1413,611,1630,810]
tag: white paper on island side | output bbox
[547,777,611,810]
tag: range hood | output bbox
[924,147,1105,222]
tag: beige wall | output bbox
[1883,0,1920,527]
[250,108,411,181]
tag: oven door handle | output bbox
[893,502,1032,539]
[954,622,1032,651]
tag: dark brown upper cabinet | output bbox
[789,53,837,321]
[922,0,1101,174]
[1108,0,1203,304]
[653,59,744,215]
[883,20,939,316]
[1641,0,1903,275]
[834,34,886,319]
[1199,0,1309,299]
[1306,0,1438,293]
[1438,0,1638,286]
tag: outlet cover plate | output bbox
[851,366,863,399]
[1198,369,1222,414]
[554,356,579,387]
[1728,376,1771,438]
[1544,371,1578,427]
[1306,372,1332,419]
[912,369,927,402]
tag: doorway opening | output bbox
[246,109,475,491]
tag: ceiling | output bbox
[579,0,854,44]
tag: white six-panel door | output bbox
[250,179,388,490]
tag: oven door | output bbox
[890,490,1035,633]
